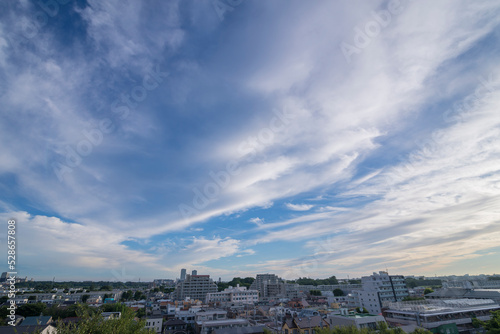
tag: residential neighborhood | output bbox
[2,271,500,333]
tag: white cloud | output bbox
[285,203,314,211]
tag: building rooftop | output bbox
[19,315,52,326]
[197,318,249,326]
[386,298,499,315]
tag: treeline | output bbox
[16,281,151,292]
[292,276,339,286]
[217,277,255,291]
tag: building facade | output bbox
[348,271,409,314]
[174,274,218,302]
[207,285,259,305]
[384,298,500,331]
[250,274,286,300]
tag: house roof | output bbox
[284,318,297,329]
[294,315,326,329]
[0,325,54,333]
[165,318,187,326]
[19,316,52,326]
[215,325,264,334]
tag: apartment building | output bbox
[250,274,286,300]
[348,271,409,314]
[207,285,259,305]
[174,274,218,302]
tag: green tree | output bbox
[134,290,144,300]
[17,302,46,317]
[82,294,90,303]
[424,288,434,295]
[310,290,322,296]
[333,288,344,296]
[53,305,154,334]
[484,310,500,334]
[472,317,485,329]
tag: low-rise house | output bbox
[176,309,198,324]
[282,315,328,334]
[144,316,163,334]
[164,318,188,334]
[214,325,265,334]
[101,311,121,320]
[19,315,53,326]
[195,309,227,322]
[0,324,57,333]
[196,318,250,334]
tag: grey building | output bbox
[348,271,409,314]
[384,298,500,331]
[174,274,217,302]
[250,274,286,300]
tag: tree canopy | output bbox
[294,276,339,286]
[46,305,154,334]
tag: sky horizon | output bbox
[1,0,500,282]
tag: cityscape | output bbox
[1,0,500,333]
[1,270,500,333]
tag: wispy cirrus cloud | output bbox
[285,203,314,211]
[1,0,500,280]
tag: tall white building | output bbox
[348,271,409,314]
[206,285,259,305]
[174,274,217,302]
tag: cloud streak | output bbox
[0,0,500,279]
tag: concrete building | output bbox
[426,288,500,304]
[0,272,10,283]
[174,274,218,302]
[207,285,259,306]
[195,310,228,322]
[180,269,187,281]
[327,309,386,330]
[250,274,286,300]
[144,316,163,334]
[384,298,500,332]
[348,271,409,314]
[196,318,250,334]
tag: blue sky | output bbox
[1,0,500,281]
